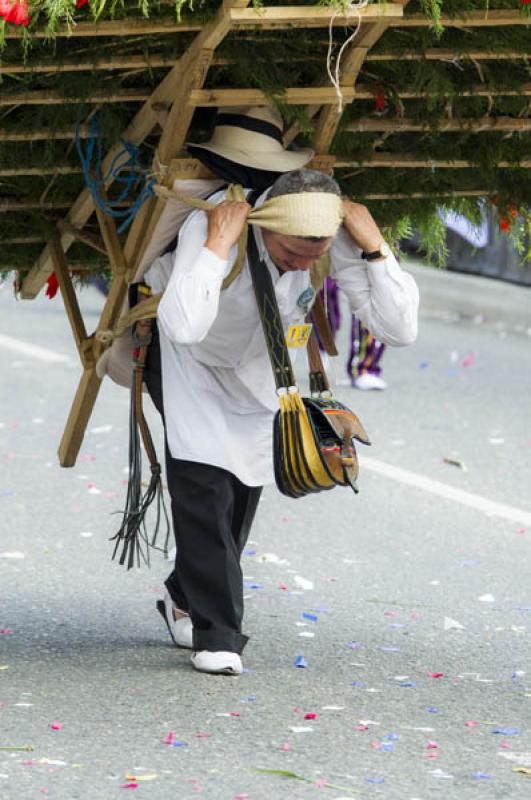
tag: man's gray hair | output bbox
[269,168,341,199]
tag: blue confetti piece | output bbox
[243,581,262,589]
[389,623,406,628]
[240,695,257,701]
[171,741,188,747]
[351,681,365,687]
[302,612,318,622]
[427,707,439,713]
[294,655,308,668]
[366,777,385,784]
[419,361,429,369]
[1,490,15,497]
[492,727,520,735]
[400,681,417,687]
[380,743,393,752]
[515,606,531,612]
[383,733,400,741]
[472,772,492,780]
[242,548,256,556]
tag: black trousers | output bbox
[144,324,262,654]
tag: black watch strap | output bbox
[361,249,381,261]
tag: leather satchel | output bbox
[247,230,371,498]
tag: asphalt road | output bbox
[1,276,531,800]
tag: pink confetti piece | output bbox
[229,712,241,717]
[304,713,317,720]
[501,740,511,749]
[164,731,175,744]
[428,672,444,679]
[427,740,439,749]
[281,743,291,752]
[0,629,13,634]
[354,724,369,731]
[234,795,249,800]
[461,352,475,367]
[517,528,526,535]
[278,583,289,591]
[194,732,211,739]
[120,783,138,789]
[21,760,37,766]
[314,779,327,788]
[384,610,400,618]
[426,752,439,760]
[464,720,478,727]
[49,722,63,730]
[281,516,290,523]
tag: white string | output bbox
[326,0,369,114]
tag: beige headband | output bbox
[248,192,343,238]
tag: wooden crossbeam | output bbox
[390,10,531,27]
[189,86,356,106]
[0,88,150,106]
[335,153,531,168]
[354,83,531,98]
[0,126,92,141]
[363,190,487,199]
[0,165,81,176]
[1,236,46,244]
[3,17,201,38]
[7,82,530,111]
[228,4,404,27]
[0,201,129,213]
[346,116,531,132]
[367,49,531,62]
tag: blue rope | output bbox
[75,117,155,233]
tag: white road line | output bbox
[361,455,531,527]
[0,333,71,363]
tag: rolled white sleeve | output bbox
[330,228,419,346]
[157,210,235,345]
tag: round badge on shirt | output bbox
[296,287,316,314]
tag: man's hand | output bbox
[205,201,251,261]
[342,200,385,258]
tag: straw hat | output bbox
[187,106,314,172]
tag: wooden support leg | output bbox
[58,368,102,467]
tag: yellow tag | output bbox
[286,323,312,348]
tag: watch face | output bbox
[380,242,391,257]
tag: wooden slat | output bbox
[0,126,92,141]
[0,165,81,176]
[335,153,531,168]
[4,17,201,38]
[49,236,89,357]
[346,116,531,132]
[390,10,531,27]
[189,86,356,106]
[166,155,336,181]
[354,83,531,98]
[229,4,404,27]
[0,88,150,106]
[367,48,531,62]
[0,201,72,212]
[1,236,46,244]
[362,190,487,199]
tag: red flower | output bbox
[76,0,89,7]
[374,90,386,111]
[45,272,59,299]
[508,202,518,219]
[499,218,510,233]
[0,0,29,26]
[522,0,531,5]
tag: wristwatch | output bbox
[361,242,391,261]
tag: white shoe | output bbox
[353,373,387,391]
[156,593,193,649]
[191,650,243,676]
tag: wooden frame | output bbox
[9,0,530,468]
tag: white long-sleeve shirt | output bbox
[144,188,419,486]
